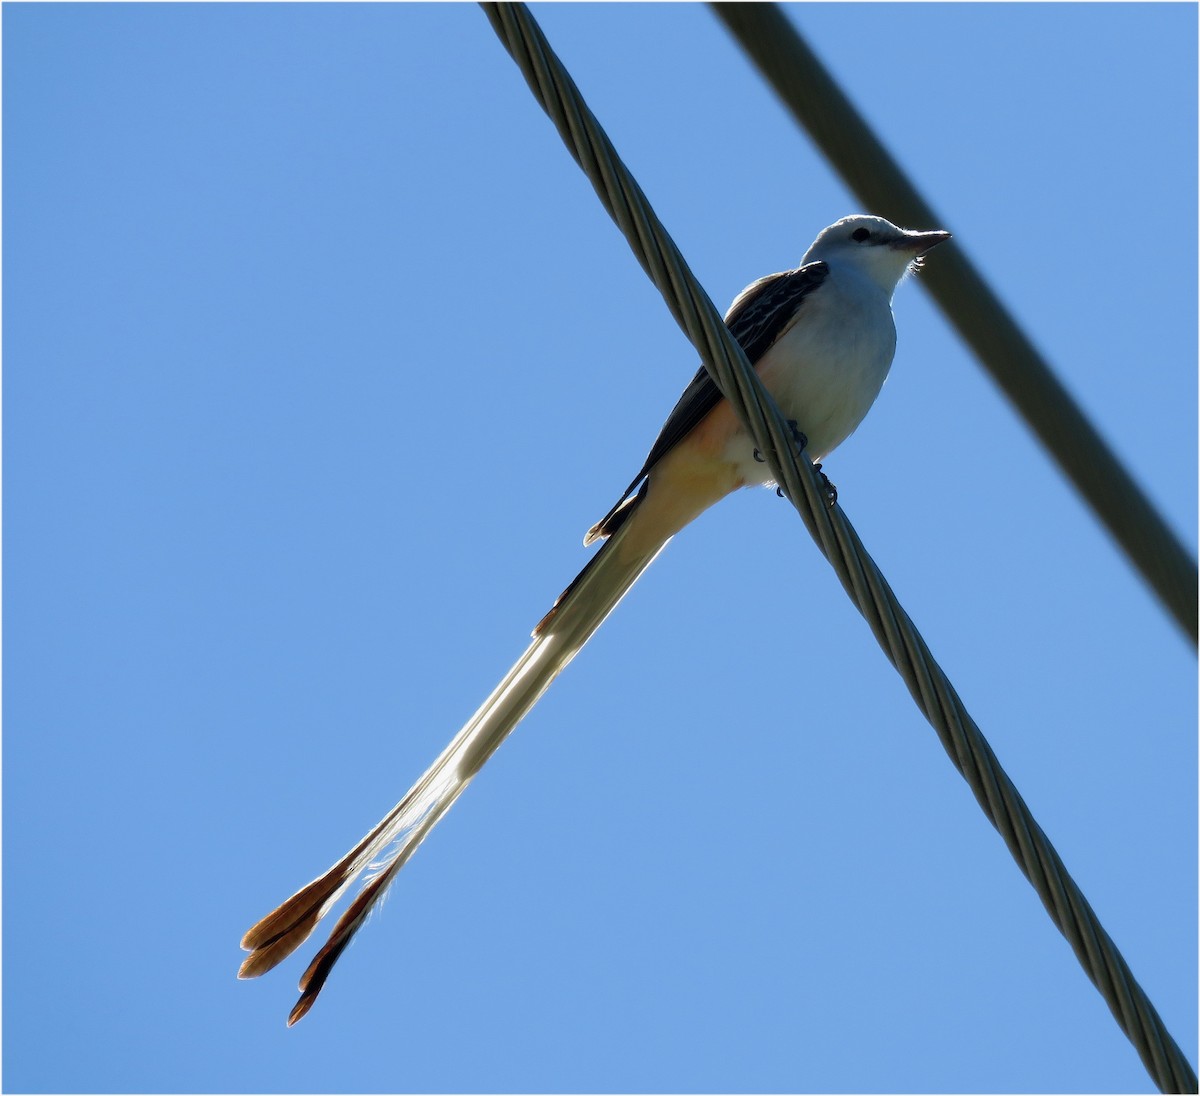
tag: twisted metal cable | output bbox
[480,4,1197,1092]
[711,2,1198,648]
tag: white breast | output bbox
[723,266,898,481]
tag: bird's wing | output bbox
[586,260,829,543]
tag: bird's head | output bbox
[803,214,950,296]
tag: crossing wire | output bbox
[479,4,1197,1093]
[711,1,1198,648]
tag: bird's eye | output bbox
[851,227,871,242]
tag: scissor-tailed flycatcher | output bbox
[239,214,950,1025]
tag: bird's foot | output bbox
[814,462,838,508]
[786,421,808,450]
[778,463,836,507]
[755,422,808,465]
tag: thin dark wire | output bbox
[479,4,1197,1092]
[710,2,1198,649]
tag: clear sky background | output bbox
[5,4,1196,1093]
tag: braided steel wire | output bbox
[480,4,1197,1092]
[711,2,1197,648]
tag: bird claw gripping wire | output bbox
[774,461,837,509]
[815,463,838,507]
[758,421,832,507]
[754,421,809,464]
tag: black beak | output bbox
[893,229,952,255]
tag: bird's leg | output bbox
[755,421,809,464]
[774,459,838,510]
[765,421,834,507]
[814,462,838,507]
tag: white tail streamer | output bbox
[239,519,666,1024]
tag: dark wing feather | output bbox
[587,260,828,541]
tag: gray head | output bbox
[803,214,951,295]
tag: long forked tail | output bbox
[238,509,667,1025]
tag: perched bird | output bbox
[239,213,950,1025]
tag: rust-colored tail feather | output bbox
[239,867,354,979]
[240,506,667,1025]
[288,868,393,1025]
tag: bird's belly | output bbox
[722,300,896,481]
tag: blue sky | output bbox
[5,3,1196,1093]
